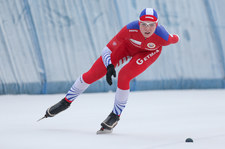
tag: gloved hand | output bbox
[106,64,116,85]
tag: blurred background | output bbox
[0,0,224,94]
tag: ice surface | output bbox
[0,89,225,149]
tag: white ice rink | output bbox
[0,89,225,149]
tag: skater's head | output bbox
[139,8,158,22]
[139,8,158,38]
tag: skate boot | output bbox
[37,98,71,121]
[97,112,120,134]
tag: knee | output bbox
[82,57,107,84]
[83,69,106,84]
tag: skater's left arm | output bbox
[156,25,179,46]
[164,34,179,46]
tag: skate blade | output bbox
[37,116,46,122]
[96,128,112,134]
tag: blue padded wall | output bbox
[0,0,224,94]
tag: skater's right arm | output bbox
[101,47,112,68]
[101,26,129,85]
[101,47,116,86]
[101,26,129,68]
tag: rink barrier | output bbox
[1,79,224,94]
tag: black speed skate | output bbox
[37,98,71,121]
[97,112,120,134]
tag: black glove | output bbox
[106,64,116,85]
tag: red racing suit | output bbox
[83,20,179,90]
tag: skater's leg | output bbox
[99,51,162,129]
[42,57,107,119]
[112,88,129,116]
[99,88,129,132]
[65,57,107,102]
[117,50,161,90]
[65,75,89,103]
[82,57,107,84]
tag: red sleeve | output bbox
[106,26,129,52]
[164,34,179,46]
